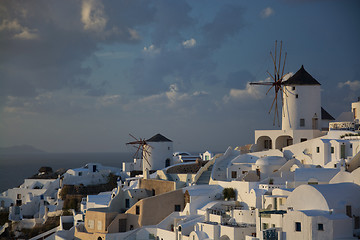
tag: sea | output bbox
[0,152,133,193]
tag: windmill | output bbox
[126,134,153,179]
[250,40,288,126]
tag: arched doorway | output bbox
[256,136,273,150]
[275,135,293,150]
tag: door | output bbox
[341,144,346,159]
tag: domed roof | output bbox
[255,156,287,166]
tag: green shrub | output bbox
[223,188,236,201]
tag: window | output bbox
[296,94,299,98]
[331,147,334,154]
[355,216,360,229]
[263,223,268,230]
[16,200,22,206]
[125,199,130,208]
[165,158,170,167]
[264,139,272,149]
[292,86,296,91]
[78,172,82,176]
[174,204,181,212]
[316,147,320,153]
[346,205,352,217]
[318,223,324,231]
[300,138,307,142]
[295,222,301,232]
[272,224,275,228]
[87,219,94,229]
[119,219,126,232]
[17,194,21,199]
[300,118,305,127]
[350,144,353,148]
[152,189,155,196]
[136,205,140,215]
[97,220,102,231]
[231,171,237,179]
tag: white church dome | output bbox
[255,156,286,166]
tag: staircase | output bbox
[196,165,213,185]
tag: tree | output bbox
[223,188,236,201]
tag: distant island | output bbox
[0,144,46,154]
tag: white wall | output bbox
[282,85,321,131]
[217,181,260,210]
[145,141,173,170]
[232,209,256,224]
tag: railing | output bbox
[0,223,9,236]
[329,122,355,130]
[28,226,60,240]
[192,154,222,184]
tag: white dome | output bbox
[255,156,287,166]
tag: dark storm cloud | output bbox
[202,4,245,49]
[0,0,154,100]
[128,3,246,96]
[150,0,194,46]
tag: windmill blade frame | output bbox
[249,40,288,126]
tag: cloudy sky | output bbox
[1,0,359,153]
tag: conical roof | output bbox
[321,107,335,120]
[283,65,321,86]
[146,133,172,142]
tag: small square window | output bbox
[231,171,237,179]
[295,222,301,232]
[296,94,299,98]
[316,147,320,153]
[318,223,324,231]
[174,204,181,212]
[292,87,296,91]
[97,220,102,231]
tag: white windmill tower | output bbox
[126,133,173,179]
[126,134,153,179]
[145,133,173,170]
[281,65,322,131]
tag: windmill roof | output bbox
[146,133,172,142]
[283,65,321,86]
[321,107,335,120]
